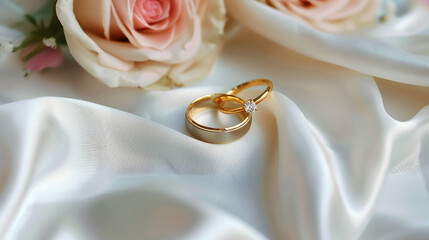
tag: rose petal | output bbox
[64,32,170,87]
[111,0,183,49]
[74,0,125,40]
[104,0,201,62]
[57,0,225,88]
[134,0,170,24]
[268,0,380,32]
[132,0,172,31]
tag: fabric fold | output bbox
[226,0,429,86]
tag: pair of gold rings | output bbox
[185,79,273,144]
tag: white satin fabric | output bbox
[226,0,429,86]
[1,2,429,240]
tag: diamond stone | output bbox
[243,100,257,114]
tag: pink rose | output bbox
[21,42,63,73]
[56,0,226,88]
[265,0,381,32]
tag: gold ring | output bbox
[219,79,273,114]
[185,93,252,144]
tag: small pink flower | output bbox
[22,44,63,72]
[422,0,429,5]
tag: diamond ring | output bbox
[218,79,273,114]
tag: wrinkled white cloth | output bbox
[226,0,429,86]
[1,2,429,240]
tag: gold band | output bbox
[219,79,273,114]
[185,93,252,144]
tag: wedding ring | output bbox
[185,93,252,144]
[219,79,273,114]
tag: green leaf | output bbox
[48,0,62,31]
[24,14,38,27]
[22,42,46,61]
[14,0,67,54]
[33,0,54,20]
[12,32,44,52]
[56,32,66,45]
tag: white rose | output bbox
[56,0,226,88]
